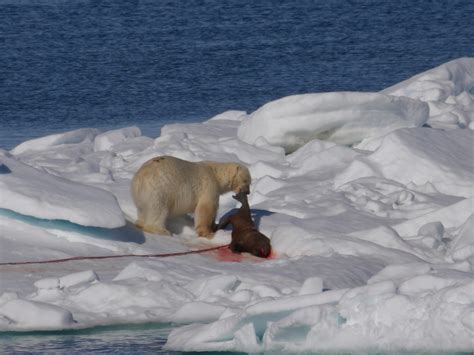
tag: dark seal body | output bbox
[217,192,271,258]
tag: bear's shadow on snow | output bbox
[0,163,12,174]
[217,208,274,230]
[167,215,195,235]
[96,222,146,244]
[0,208,146,244]
[151,209,274,235]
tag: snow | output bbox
[0,298,75,329]
[0,155,125,228]
[450,214,474,262]
[298,276,324,295]
[0,58,473,352]
[382,57,474,130]
[237,91,429,152]
[93,126,142,152]
[381,57,474,102]
[338,128,474,197]
[10,128,100,155]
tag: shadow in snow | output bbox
[167,215,194,235]
[218,208,274,230]
[251,208,274,227]
[0,163,12,174]
[0,208,145,244]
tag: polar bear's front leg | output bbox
[194,198,218,238]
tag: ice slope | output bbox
[381,57,474,102]
[0,155,125,228]
[237,92,429,152]
[337,127,474,197]
[0,58,473,353]
[382,57,474,130]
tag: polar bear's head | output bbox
[206,161,251,194]
[230,164,251,195]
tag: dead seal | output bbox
[217,192,271,258]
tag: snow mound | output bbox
[382,57,474,129]
[11,128,100,155]
[382,57,474,102]
[206,110,249,122]
[449,214,474,261]
[0,155,125,228]
[93,126,142,152]
[285,138,360,176]
[238,92,428,152]
[37,270,98,290]
[0,299,74,330]
[166,279,474,352]
[336,128,474,197]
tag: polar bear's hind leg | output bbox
[138,186,172,235]
[142,207,171,236]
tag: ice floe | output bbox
[238,91,429,152]
[0,155,125,228]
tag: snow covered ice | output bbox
[0,58,473,352]
[0,154,125,228]
[237,91,429,152]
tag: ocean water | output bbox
[1,0,473,149]
[1,0,474,353]
[0,323,177,354]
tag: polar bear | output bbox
[131,156,251,238]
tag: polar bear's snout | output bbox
[238,184,250,195]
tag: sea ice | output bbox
[0,299,75,330]
[93,126,142,152]
[381,57,474,102]
[0,155,125,228]
[398,274,460,295]
[170,302,227,324]
[335,128,474,197]
[0,57,473,353]
[238,92,428,152]
[381,57,474,129]
[367,262,432,284]
[298,276,324,295]
[10,128,100,155]
[449,214,474,261]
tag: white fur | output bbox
[131,156,251,237]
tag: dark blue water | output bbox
[0,323,180,354]
[1,0,473,149]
